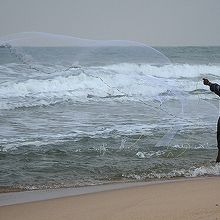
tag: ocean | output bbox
[0,45,220,191]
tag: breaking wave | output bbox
[0,63,219,110]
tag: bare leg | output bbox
[216,117,220,163]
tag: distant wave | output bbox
[102,63,220,78]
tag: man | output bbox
[203,78,220,162]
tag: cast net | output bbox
[0,32,218,148]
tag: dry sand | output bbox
[0,177,220,220]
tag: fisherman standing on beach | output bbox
[203,78,220,163]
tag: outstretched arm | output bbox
[203,78,220,97]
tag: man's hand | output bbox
[203,78,211,86]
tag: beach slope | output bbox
[1,177,220,220]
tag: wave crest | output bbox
[0,63,219,110]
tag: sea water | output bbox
[0,46,220,190]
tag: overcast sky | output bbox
[0,0,220,46]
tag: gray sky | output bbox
[0,0,220,46]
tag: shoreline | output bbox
[0,174,216,194]
[0,176,220,220]
[0,176,217,206]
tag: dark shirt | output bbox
[210,83,220,97]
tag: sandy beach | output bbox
[0,177,220,220]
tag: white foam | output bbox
[102,63,220,79]
[136,152,145,158]
[124,164,220,181]
[171,143,216,149]
[0,63,219,110]
[188,164,220,177]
